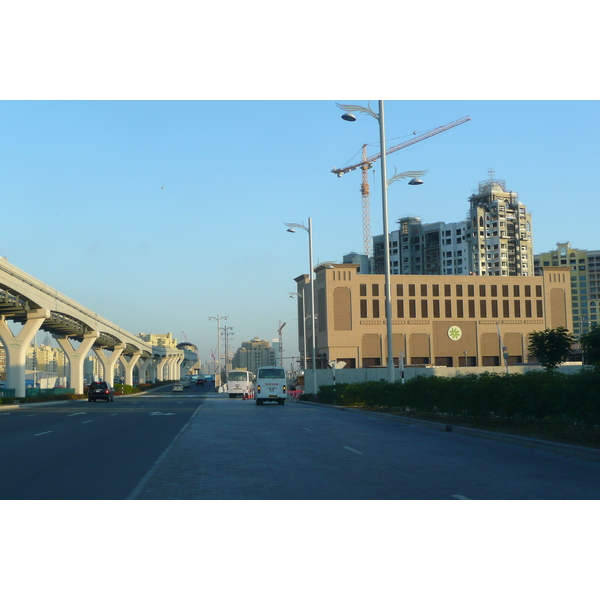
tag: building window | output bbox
[456,285,463,297]
[433,285,439,297]
[397,299,404,318]
[491,300,498,318]
[491,285,497,297]
[409,299,417,318]
[480,300,487,318]
[421,284,428,296]
[421,299,428,318]
[360,299,368,318]
[444,284,451,297]
[469,299,476,318]
[536,300,544,317]
[479,285,486,297]
[503,300,510,318]
[372,284,380,296]
[360,284,367,297]
[433,300,440,318]
[372,299,380,318]
[396,284,404,296]
[514,300,521,318]
[409,284,416,296]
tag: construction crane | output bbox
[332,115,471,257]
[278,321,286,367]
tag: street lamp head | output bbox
[341,112,357,122]
[286,228,296,233]
[408,178,424,185]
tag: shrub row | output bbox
[310,369,600,428]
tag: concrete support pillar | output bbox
[172,355,183,380]
[0,310,50,398]
[166,355,178,380]
[55,331,99,395]
[147,358,158,383]
[155,356,169,381]
[118,351,141,386]
[93,344,125,387]
[135,355,154,384]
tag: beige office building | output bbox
[294,264,572,370]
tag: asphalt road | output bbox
[0,383,209,499]
[134,395,600,500]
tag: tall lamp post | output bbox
[337,101,427,382]
[208,314,228,389]
[285,219,318,395]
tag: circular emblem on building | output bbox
[448,326,462,341]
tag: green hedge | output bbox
[310,369,600,439]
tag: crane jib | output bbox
[331,115,471,176]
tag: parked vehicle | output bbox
[254,366,287,405]
[88,381,114,402]
[226,370,254,398]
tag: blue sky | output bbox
[1,99,599,365]
[1,2,598,370]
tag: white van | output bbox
[254,366,287,405]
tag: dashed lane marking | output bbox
[451,495,471,500]
[303,428,313,432]
[343,446,363,455]
[34,431,52,437]
[68,412,87,417]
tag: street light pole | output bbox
[377,100,395,382]
[208,314,228,389]
[337,100,427,383]
[285,218,318,395]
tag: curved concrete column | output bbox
[135,355,154,384]
[93,344,125,387]
[55,331,99,394]
[155,356,169,381]
[118,351,141,386]
[0,310,50,398]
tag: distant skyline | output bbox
[1,99,599,366]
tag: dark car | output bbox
[88,381,114,402]
[196,378,205,386]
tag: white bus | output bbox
[226,370,254,398]
[254,366,287,405]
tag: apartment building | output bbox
[231,337,276,375]
[465,177,533,277]
[293,263,572,370]
[535,242,600,337]
[372,177,531,278]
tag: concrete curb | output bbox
[290,398,600,462]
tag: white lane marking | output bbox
[150,412,176,416]
[303,428,313,432]
[68,412,87,417]
[110,413,118,416]
[83,420,93,424]
[35,431,52,436]
[343,446,363,455]
[452,495,471,500]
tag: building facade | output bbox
[534,242,600,337]
[293,263,572,370]
[231,338,277,375]
[373,216,469,276]
[465,177,533,277]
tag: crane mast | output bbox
[333,115,471,256]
